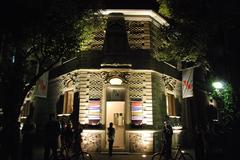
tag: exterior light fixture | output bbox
[109,78,123,85]
[212,81,224,89]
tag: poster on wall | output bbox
[182,67,194,98]
[35,72,48,98]
[131,100,143,125]
[88,99,101,125]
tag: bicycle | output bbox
[70,150,93,160]
[50,143,70,160]
[69,136,92,160]
[69,142,93,160]
[152,143,193,160]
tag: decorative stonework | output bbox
[162,75,177,92]
[128,132,153,153]
[61,71,81,90]
[89,72,103,99]
[126,21,151,49]
[128,72,145,99]
[81,131,103,152]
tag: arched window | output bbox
[63,80,74,114]
[166,84,176,116]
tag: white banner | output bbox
[35,72,49,98]
[182,68,194,98]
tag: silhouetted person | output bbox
[44,113,60,160]
[162,121,173,160]
[62,121,73,149]
[72,122,83,154]
[107,122,115,157]
[21,115,36,160]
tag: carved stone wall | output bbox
[126,21,151,49]
[128,132,153,153]
[128,72,153,125]
[81,131,104,152]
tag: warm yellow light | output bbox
[109,78,123,85]
[172,126,183,130]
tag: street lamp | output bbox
[212,81,224,90]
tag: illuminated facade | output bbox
[31,10,190,154]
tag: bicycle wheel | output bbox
[70,152,93,160]
[178,153,193,160]
[50,151,66,160]
[152,152,165,160]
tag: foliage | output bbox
[158,0,172,18]
[211,81,235,121]
[156,0,220,70]
[0,0,104,158]
[0,0,102,105]
[78,14,106,51]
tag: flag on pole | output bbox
[182,68,194,98]
[35,72,49,98]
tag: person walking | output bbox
[21,115,36,160]
[44,113,61,160]
[162,120,173,160]
[107,122,115,157]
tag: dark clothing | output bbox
[108,140,114,156]
[162,124,173,159]
[107,126,115,156]
[62,125,73,149]
[44,119,60,160]
[195,131,205,160]
[72,123,83,154]
[1,123,20,160]
[21,120,36,160]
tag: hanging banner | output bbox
[182,68,194,98]
[35,72,49,98]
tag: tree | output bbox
[211,81,235,125]
[156,0,239,129]
[155,0,224,70]
[0,0,103,159]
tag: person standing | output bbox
[62,121,73,150]
[162,120,173,160]
[44,113,61,160]
[107,122,115,157]
[21,115,36,160]
[72,121,83,154]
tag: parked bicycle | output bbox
[70,150,93,160]
[69,122,93,160]
[152,143,193,160]
[50,143,70,160]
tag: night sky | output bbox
[1,0,240,91]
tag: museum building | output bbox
[22,9,197,154]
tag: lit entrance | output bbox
[106,86,126,150]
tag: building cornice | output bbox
[100,9,168,26]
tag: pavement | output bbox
[32,143,196,160]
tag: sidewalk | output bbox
[32,144,152,160]
[32,143,196,160]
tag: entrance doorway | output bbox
[105,86,126,151]
[106,101,125,150]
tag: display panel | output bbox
[88,99,101,125]
[131,100,143,125]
